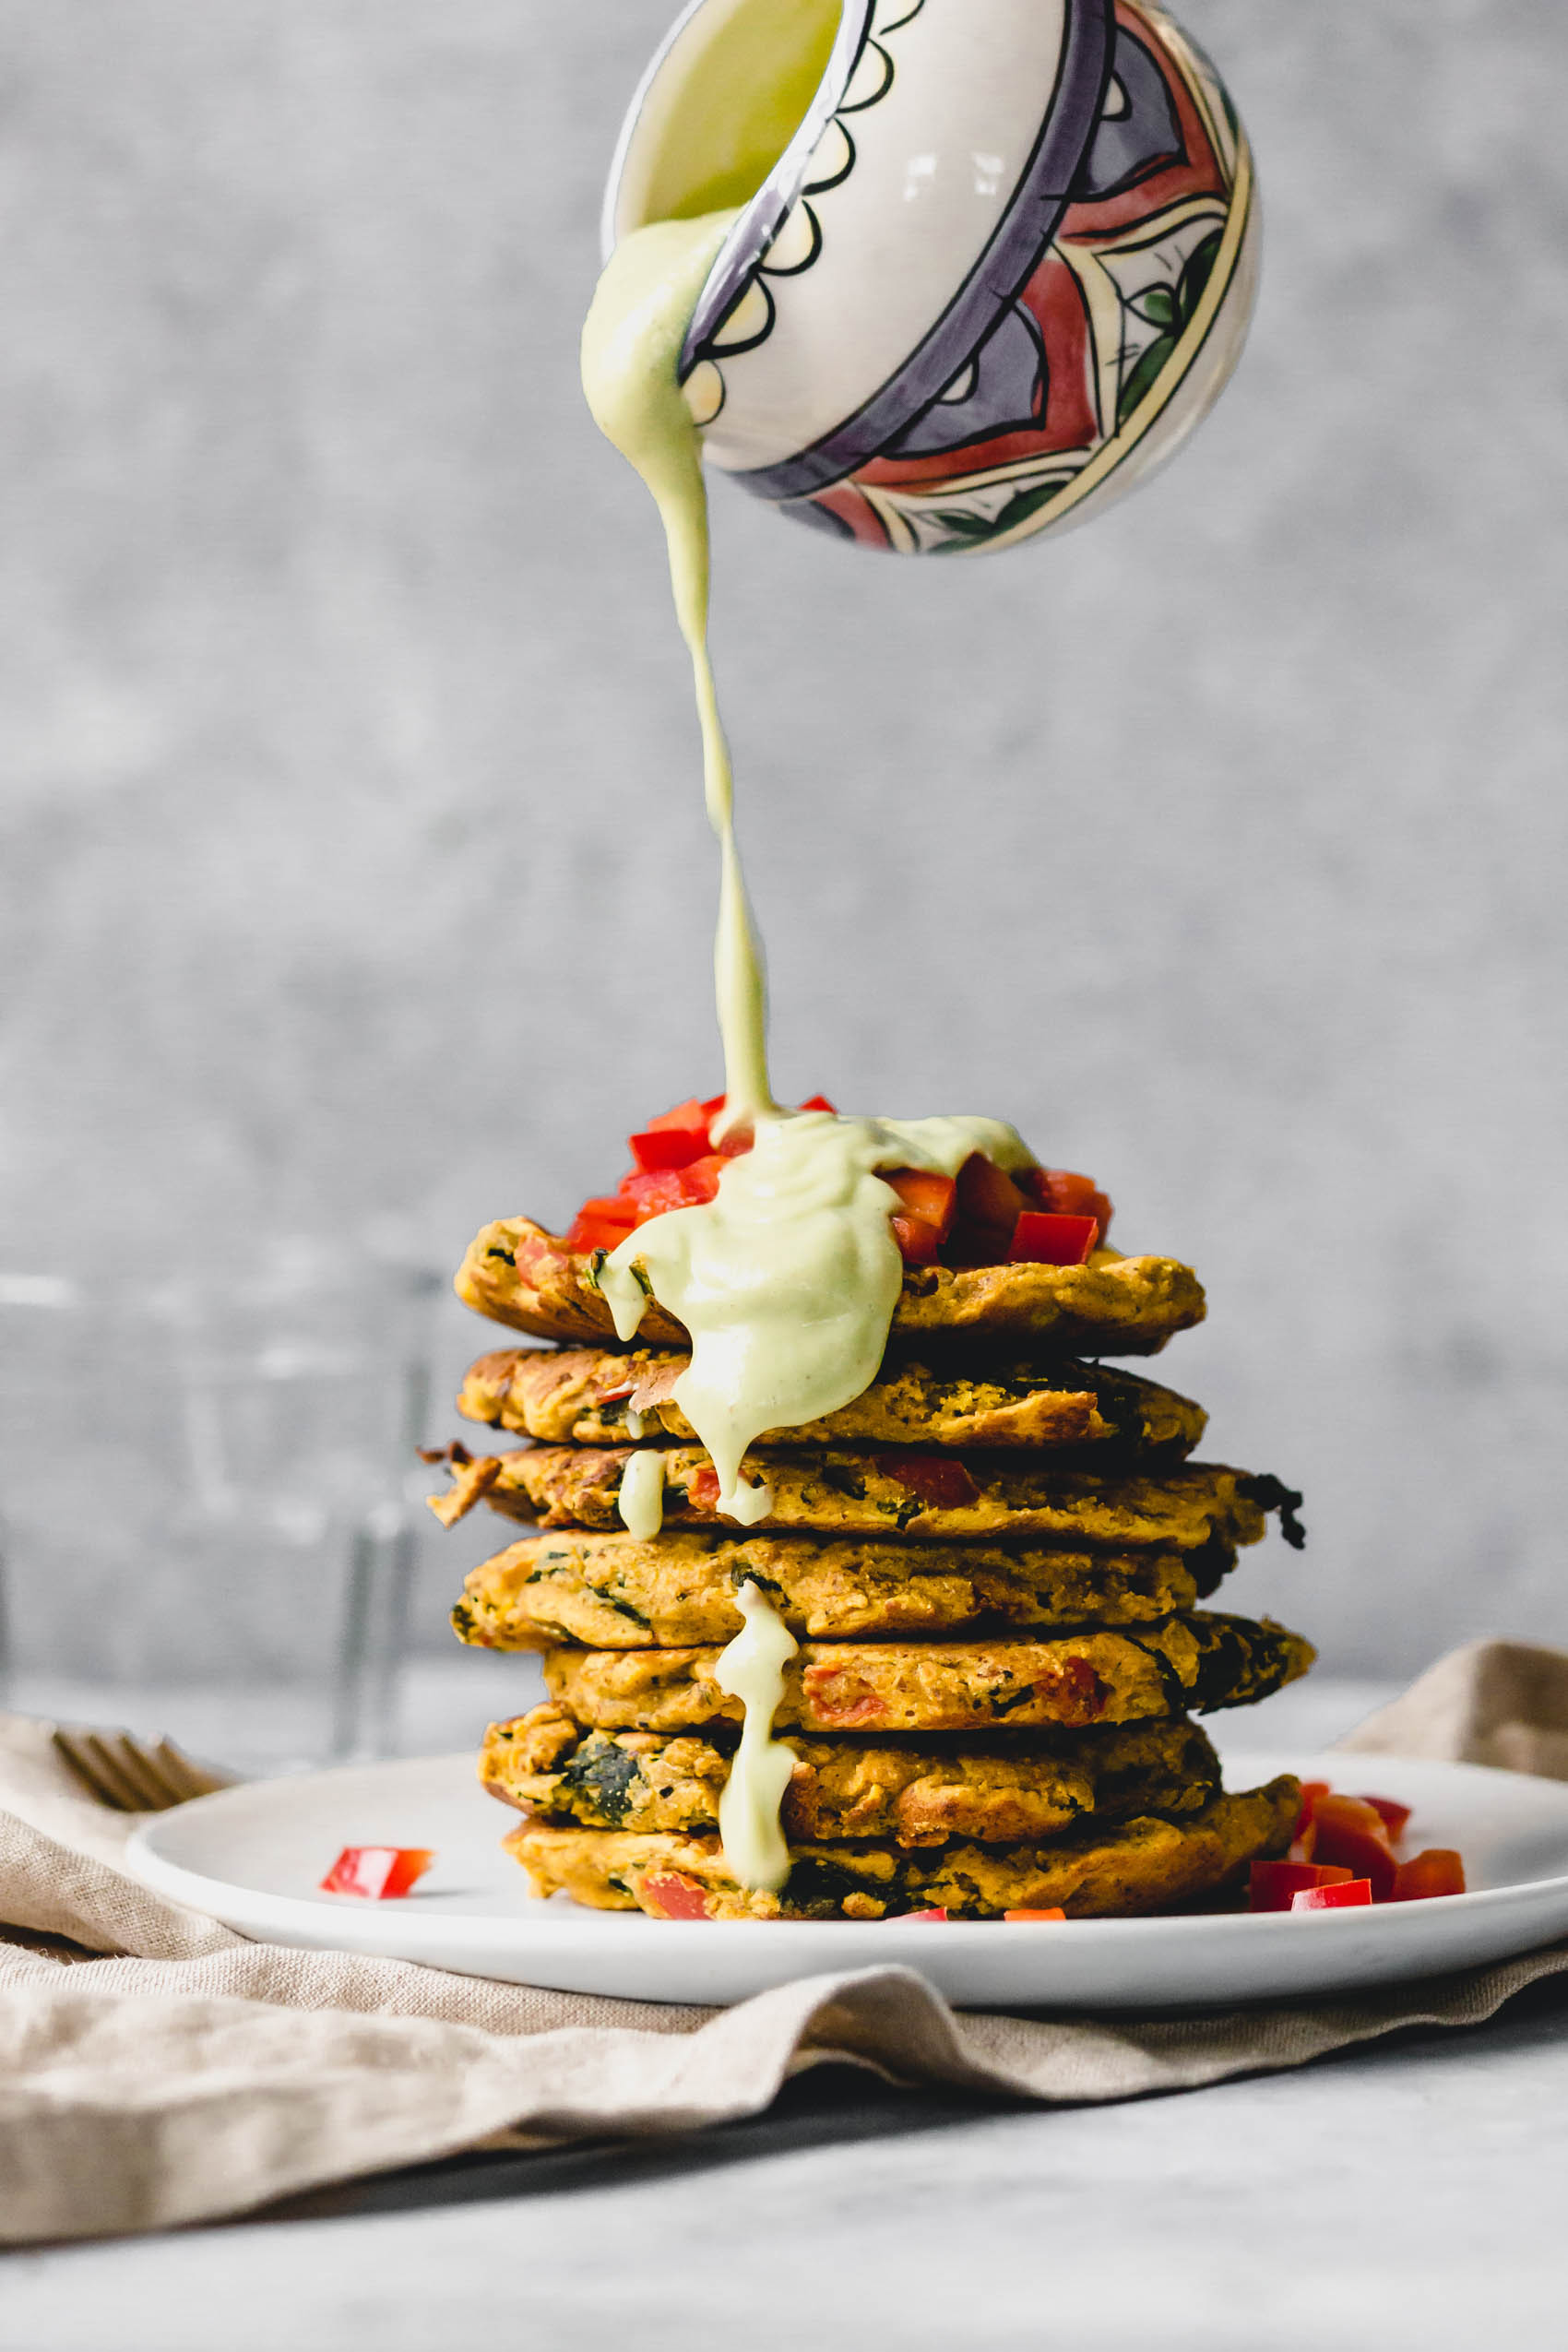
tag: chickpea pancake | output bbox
[457,1345,1206,1457]
[451,1527,1221,1651]
[505,1776,1301,1919]
[430,1442,1303,1554]
[456,1218,1206,1356]
[541,1612,1314,1736]
[481,1705,1223,1847]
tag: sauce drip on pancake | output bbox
[713,1579,800,1893]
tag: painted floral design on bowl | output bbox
[604,0,1257,554]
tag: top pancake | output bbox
[457,1346,1206,1458]
[456,1218,1206,1357]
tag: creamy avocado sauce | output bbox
[713,1578,799,1893]
[580,208,1036,1887]
[615,1445,666,1540]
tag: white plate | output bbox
[126,1749,1568,2011]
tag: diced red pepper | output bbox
[877,1454,980,1509]
[797,1095,837,1114]
[1391,1849,1467,1902]
[627,1097,718,1172]
[1354,1794,1413,1843]
[688,1465,722,1510]
[893,1907,949,1923]
[566,1200,637,1255]
[619,1168,694,1220]
[956,1154,1031,1230]
[641,1873,713,1920]
[1249,1859,1353,1913]
[1309,1796,1397,1900]
[319,1847,434,1900]
[1295,1779,1333,1836]
[1291,1878,1374,1911]
[885,1169,957,1265]
[1019,1166,1113,1241]
[619,1154,728,1224]
[1009,1212,1099,1267]
[1004,1907,1067,1922]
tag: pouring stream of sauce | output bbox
[581,217,1035,1888]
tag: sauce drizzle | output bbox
[581,215,1037,1888]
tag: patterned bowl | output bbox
[603,0,1258,555]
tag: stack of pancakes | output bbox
[432,1213,1313,1919]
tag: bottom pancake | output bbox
[505,1776,1301,1919]
[481,1706,1223,1847]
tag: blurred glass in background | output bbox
[0,1246,443,1774]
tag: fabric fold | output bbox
[4,1641,1566,2246]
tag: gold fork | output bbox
[51,1726,235,1812]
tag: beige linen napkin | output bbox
[4,1639,1567,2247]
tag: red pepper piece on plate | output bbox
[1295,1779,1333,1836]
[1009,1212,1099,1266]
[319,1847,434,1900]
[797,1094,837,1114]
[1248,1860,1353,1913]
[1355,1793,1413,1843]
[893,1907,949,1923]
[641,1873,713,1920]
[1391,1848,1467,1902]
[1291,1878,1374,1911]
[1310,1794,1398,1900]
[1004,1907,1067,1922]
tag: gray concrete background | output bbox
[1,0,1565,1677]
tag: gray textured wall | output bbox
[2,0,1565,1676]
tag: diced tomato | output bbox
[1009,1212,1099,1266]
[319,1847,434,1900]
[689,1465,722,1510]
[893,1907,949,1923]
[1355,1794,1413,1843]
[1309,1796,1397,1900]
[1391,1849,1467,1902]
[1249,1860,1353,1913]
[1004,1907,1067,1922]
[878,1454,979,1509]
[1291,1879,1374,1911]
[1020,1167,1113,1241]
[797,1095,837,1114]
[641,1873,713,1920]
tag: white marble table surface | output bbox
[5,1678,1564,2352]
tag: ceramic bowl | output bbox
[603,0,1258,554]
